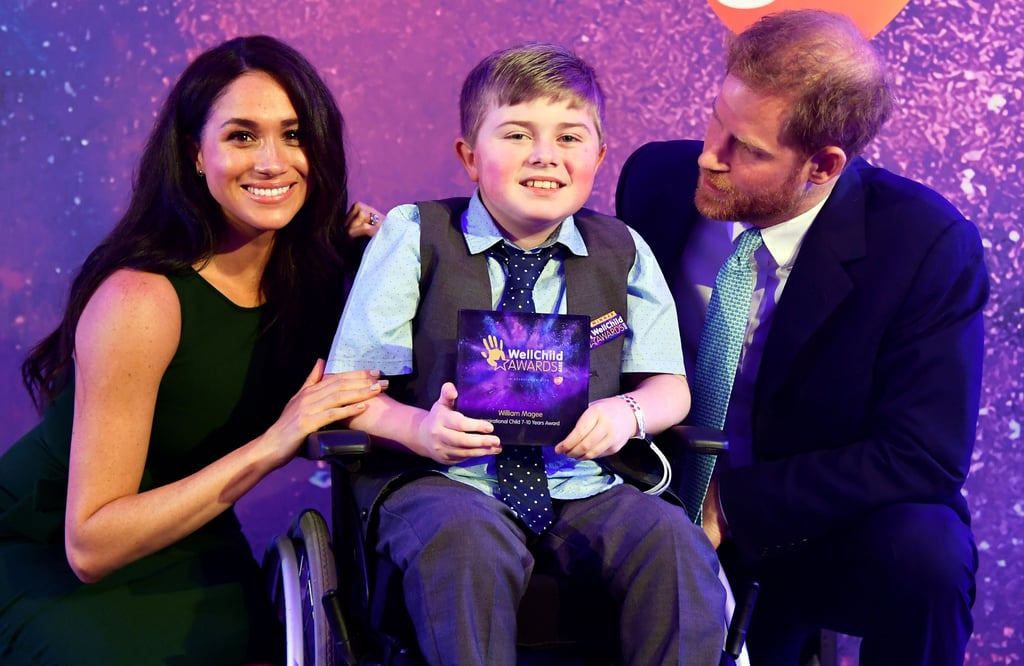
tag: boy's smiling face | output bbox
[455,97,606,248]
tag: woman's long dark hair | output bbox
[22,35,353,411]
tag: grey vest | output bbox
[389,197,635,410]
[347,199,672,529]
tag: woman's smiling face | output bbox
[195,70,309,242]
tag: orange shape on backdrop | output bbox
[706,0,910,38]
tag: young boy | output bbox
[327,42,725,665]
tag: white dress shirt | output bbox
[676,197,829,468]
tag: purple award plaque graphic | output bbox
[456,309,590,446]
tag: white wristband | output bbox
[618,393,646,440]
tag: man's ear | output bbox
[454,137,479,183]
[807,146,847,185]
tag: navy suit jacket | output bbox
[616,139,989,564]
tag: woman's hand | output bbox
[345,201,385,239]
[258,360,386,468]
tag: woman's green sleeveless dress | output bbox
[0,270,301,665]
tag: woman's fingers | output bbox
[345,201,385,239]
[302,358,327,388]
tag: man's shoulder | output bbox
[616,140,702,236]
[622,139,702,172]
[632,138,703,156]
[848,158,966,222]
[823,159,982,272]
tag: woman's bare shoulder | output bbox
[76,269,182,366]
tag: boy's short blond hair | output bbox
[459,42,606,146]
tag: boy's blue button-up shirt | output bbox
[327,192,685,500]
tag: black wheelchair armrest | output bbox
[666,424,729,455]
[302,425,726,462]
[668,425,758,661]
[304,428,372,461]
[598,424,728,498]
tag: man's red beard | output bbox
[695,168,806,225]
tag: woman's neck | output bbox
[194,232,275,308]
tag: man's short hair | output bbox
[459,42,606,146]
[727,9,895,158]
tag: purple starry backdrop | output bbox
[1,0,1020,661]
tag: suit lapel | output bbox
[755,160,869,404]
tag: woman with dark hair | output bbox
[0,35,382,664]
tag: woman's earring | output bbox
[196,166,205,178]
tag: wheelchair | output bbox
[264,425,756,666]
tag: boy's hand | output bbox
[416,382,502,464]
[553,395,635,460]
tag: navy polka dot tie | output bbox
[491,243,559,534]
[686,227,763,524]
[496,243,559,312]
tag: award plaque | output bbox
[455,309,590,446]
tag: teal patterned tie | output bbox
[491,243,559,534]
[686,227,763,524]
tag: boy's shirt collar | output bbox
[463,189,589,257]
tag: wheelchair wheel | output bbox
[265,533,304,665]
[265,509,339,666]
[291,509,339,666]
